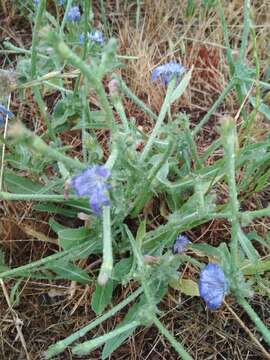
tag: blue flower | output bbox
[199,264,229,310]
[172,234,191,254]
[70,165,111,215]
[79,31,104,45]
[151,62,186,86]
[67,6,81,22]
[89,31,104,45]
[0,103,14,127]
[34,0,39,5]
[79,33,86,44]
[58,0,65,5]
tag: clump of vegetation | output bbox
[0,0,270,359]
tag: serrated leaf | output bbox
[91,281,113,315]
[169,278,199,296]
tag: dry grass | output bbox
[1,0,270,359]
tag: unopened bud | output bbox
[0,70,17,96]
[108,79,119,97]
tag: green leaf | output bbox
[48,218,68,233]
[248,95,270,121]
[237,226,258,263]
[91,281,113,315]
[4,171,44,194]
[186,0,195,17]
[73,111,109,130]
[10,279,23,306]
[170,278,199,297]
[191,243,222,259]
[34,203,77,217]
[170,67,192,104]
[247,230,270,251]
[0,249,9,272]
[102,300,142,359]
[52,98,77,129]
[113,257,133,282]
[241,260,270,275]
[135,219,146,248]
[48,260,91,284]
[58,227,91,250]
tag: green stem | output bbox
[31,0,45,80]
[217,0,234,74]
[31,0,56,141]
[241,206,270,225]
[192,80,234,136]
[217,1,248,122]
[60,0,73,34]
[152,316,193,360]
[105,145,118,169]
[7,123,84,170]
[99,0,107,34]
[32,88,56,141]
[221,118,239,270]
[98,206,113,285]
[237,296,270,346]
[46,286,143,358]
[240,15,261,139]
[3,42,49,59]
[0,242,93,280]
[81,85,89,162]
[0,192,76,202]
[239,0,250,62]
[131,137,175,217]
[72,321,140,356]
[73,0,92,95]
[140,79,175,162]
[182,114,201,169]
[48,33,116,131]
[114,76,158,121]
[136,0,141,29]
[111,96,130,132]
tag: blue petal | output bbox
[67,6,81,22]
[199,264,228,310]
[79,34,86,44]
[90,188,110,215]
[70,165,111,216]
[94,165,110,178]
[204,289,224,310]
[0,104,14,118]
[172,235,191,254]
[151,62,186,86]
[151,66,164,81]
[89,31,104,45]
